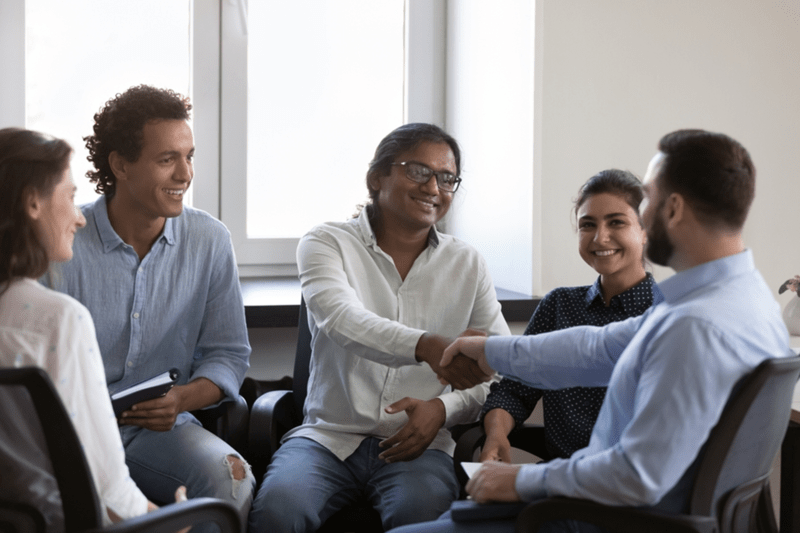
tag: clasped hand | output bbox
[417,331,493,390]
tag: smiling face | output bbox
[111,119,194,222]
[371,141,456,235]
[28,167,87,263]
[577,192,646,284]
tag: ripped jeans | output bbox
[121,418,255,532]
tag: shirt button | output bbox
[127,361,133,367]
[133,313,140,318]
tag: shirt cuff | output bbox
[486,336,517,377]
[515,463,548,502]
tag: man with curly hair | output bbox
[44,85,254,530]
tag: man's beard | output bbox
[646,208,674,267]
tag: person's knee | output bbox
[225,454,247,480]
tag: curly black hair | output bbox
[84,85,192,198]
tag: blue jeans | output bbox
[121,419,255,532]
[247,436,461,533]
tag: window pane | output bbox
[25,0,192,207]
[246,0,405,239]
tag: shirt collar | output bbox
[657,249,754,304]
[585,273,658,312]
[585,277,605,306]
[93,196,176,253]
[355,207,440,250]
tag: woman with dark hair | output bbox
[479,169,664,465]
[0,128,183,529]
[248,123,510,532]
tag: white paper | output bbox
[111,370,175,400]
[461,462,483,479]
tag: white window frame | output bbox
[217,0,447,277]
[1,0,450,278]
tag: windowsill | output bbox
[241,277,540,328]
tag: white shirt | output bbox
[288,209,511,460]
[0,278,148,525]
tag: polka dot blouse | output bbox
[481,273,664,459]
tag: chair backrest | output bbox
[689,355,800,526]
[292,297,313,421]
[0,366,104,532]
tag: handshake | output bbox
[415,331,496,390]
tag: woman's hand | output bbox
[480,433,512,463]
[480,408,516,463]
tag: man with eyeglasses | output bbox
[248,123,510,533]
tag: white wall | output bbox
[533,0,800,297]
[446,0,800,302]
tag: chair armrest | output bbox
[248,389,297,480]
[192,395,250,457]
[91,497,240,533]
[515,498,717,533]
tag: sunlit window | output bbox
[25,0,192,207]
[245,0,405,239]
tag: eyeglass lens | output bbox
[406,163,458,191]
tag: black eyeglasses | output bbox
[390,161,462,193]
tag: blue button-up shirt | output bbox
[486,250,790,509]
[45,197,250,426]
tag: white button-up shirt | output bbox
[287,209,511,460]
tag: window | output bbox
[220,0,445,275]
[24,0,193,207]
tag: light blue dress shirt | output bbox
[486,250,791,509]
[45,197,250,426]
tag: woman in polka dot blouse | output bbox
[480,169,664,462]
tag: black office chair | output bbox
[192,393,250,457]
[508,355,800,533]
[0,366,241,533]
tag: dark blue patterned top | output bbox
[481,273,664,459]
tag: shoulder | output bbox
[171,207,235,261]
[3,280,93,332]
[175,206,230,235]
[435,233,485,262]
[300,219,363,251]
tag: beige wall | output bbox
[533,0,800,297]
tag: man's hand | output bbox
[441,336,494,376]
[119,377,223,431]
[378,397,446,463]
[416,333,492,390]
[119,386,183,431]
[466,461,522,504]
